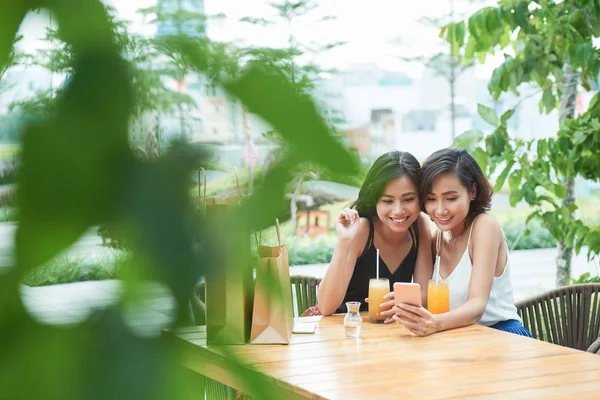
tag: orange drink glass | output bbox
[427,279,449,314]
[368,278,390,323]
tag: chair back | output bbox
[515,283,600,351]
[290,275,322,318]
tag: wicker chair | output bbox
[290,275,322,317]
[515,283,600,352]
[587,337,600,354]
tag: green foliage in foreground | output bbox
[0,0,359,398]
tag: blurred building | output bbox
[156,0,206,37]
[316,62,585,163]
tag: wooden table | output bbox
[172,313,600,399]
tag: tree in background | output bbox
[240,0,346,232]
[10,5,198,140]
[138,0,230,142]
[395,0,487,140]
[0,36,24,143]
[240,0,343,93]
[445,0,600,286]
[0,36,20,94]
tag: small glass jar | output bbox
[344,301,362,338]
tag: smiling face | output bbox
[375,175,421,234]
[424,172,475,233]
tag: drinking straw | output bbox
[376,248,380,280]
[435,233,441,284]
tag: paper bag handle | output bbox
[254,219,281,250]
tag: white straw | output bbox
[376,248,380,280]
[435,256,440,284]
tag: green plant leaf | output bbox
[500,108,515,124]
[472,147,489,174]
[453,129,484,151]
[536,139,547,158]
[508,169,522,191]
[485,128,507,156]
[537,195,558,208]
[494,160,515,192]
[478,104,499,126]
[522,181,537,204]
[509,189,523,207]
[541,88,555,114]
[554,183,567,199]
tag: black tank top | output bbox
[336,218,419,313]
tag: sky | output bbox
[14,0,502,78]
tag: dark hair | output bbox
[421,148,493,226]
[350,151,421,218]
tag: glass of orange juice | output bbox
[368,278,390,323]
[427,279,449,314]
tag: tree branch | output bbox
[509,88,545,110]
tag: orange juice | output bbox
[428,279,449,314]
[368,278,390,323]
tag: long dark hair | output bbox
[421,148,493,226]
[350,151,421,218]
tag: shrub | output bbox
[502,220,556,251]
[22,254,125,287]
[287,235,336,266]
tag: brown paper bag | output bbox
[250,220,294,344]
[200,168,254,345]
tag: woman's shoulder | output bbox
[471,213,502,240]
[416,213,431,231]
[415,213,433,239]
[472,213,501,230]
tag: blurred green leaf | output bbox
[494,160,515,192]
[521,181,537,204]
[508,169,522,191]
[478,104,499,126]
[472,147,489,175]
[554,183,567,199]
[453,129,484,152]
[500,108,515,124]
[508,189,523,207]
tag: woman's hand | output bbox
[365,292,396,323]
[393,303,441,336]
[336,208,360,240]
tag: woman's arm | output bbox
[317,216,369,315]
[435,214,501,330]
[394,214,502,335]
[413,213,433,307]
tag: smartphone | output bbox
[393,282,422,307]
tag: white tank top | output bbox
[433,217,521,326]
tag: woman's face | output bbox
[424,173,473,232]
[375,175,420,234]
